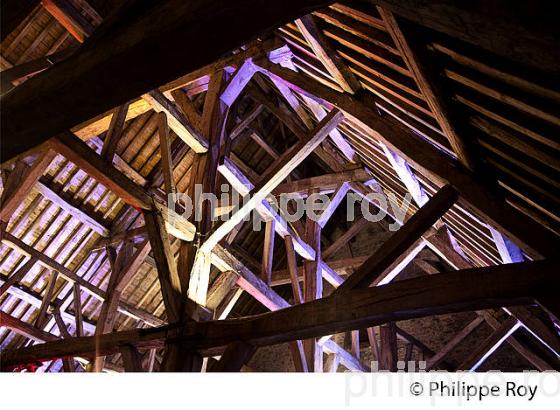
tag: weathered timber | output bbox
[1,259,556,368]
[1,0,332,162]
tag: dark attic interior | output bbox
[0,0,559,375]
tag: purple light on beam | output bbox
[469,320,521,372]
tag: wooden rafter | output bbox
[42,0,95,42]
[143,90,208,153]
[255,58,558,259]
[200,109,343,253]
[217,158,345,288]
[378,8,475,169]
[1,0,332,162]
[295,14,361,94]
[273,169,371,196]
[0,150,56,223]
[458,316,521,371]
[100,102,130,161]
[336,185,457,292]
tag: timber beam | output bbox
[1,0,332,162]
[255,58,559,259]
[46,132,195,241]
[1,259,557,369]
[367,0,560,75]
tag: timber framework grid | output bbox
[0,0,559,373]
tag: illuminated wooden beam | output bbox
[218,157,345,287]
[273,169,371,197]
[336,185,457,292]
[200,109,343,253]
[42,0,95,42]
[143,90,208,153]
[458,316,521,371]
[255,58,558,259]
[295,14,361,94]
[0,150,56,223]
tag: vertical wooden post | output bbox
[120,344,144,372]
[284,235,304,304]
[157,111,177,195]
[303,189,323,372]
[72,283,83,337]
[261,219,275,284]
[367,327,380,363]
[351,330,360,361]
[379,323,398,371]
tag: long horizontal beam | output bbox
[0,311,122,372]
[273,168,371,197]
[1,259,556,368]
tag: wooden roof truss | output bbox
[0,0,559,372]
